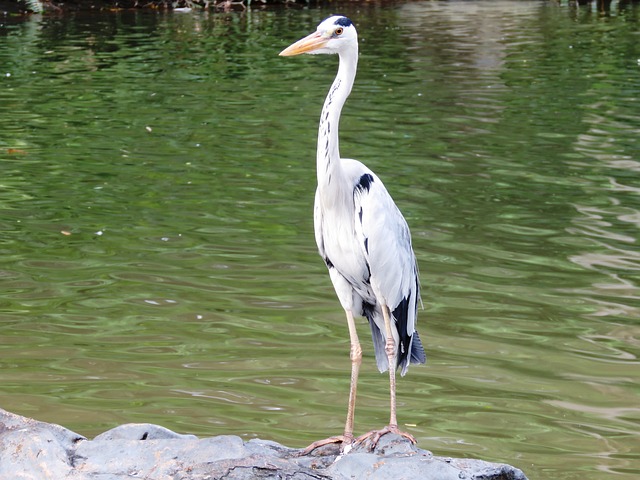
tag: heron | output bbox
[280,15,426,453]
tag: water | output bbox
[1,2,639,478]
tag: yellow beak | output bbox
[279,31,328,56]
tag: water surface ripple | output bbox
[1,2,639,479]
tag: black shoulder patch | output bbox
[324,257,334,269]
[355,173,374,194]
[334,16,353,27]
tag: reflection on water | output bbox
[1,2,639,479]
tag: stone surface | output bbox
[0,408,528,479]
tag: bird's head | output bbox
[279,15,357,57]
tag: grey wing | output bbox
[353,170,425,375]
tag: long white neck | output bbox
[316,46,358,191]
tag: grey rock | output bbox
[0,408,528,480]
[93,423,199,441]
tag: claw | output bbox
[300,433,355,455]
[355,424,416,451]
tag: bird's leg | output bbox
[382,304,399,428]
[344,309,362,440]
[356,304,416,450]
[302,309,361,455]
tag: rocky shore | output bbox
[0,408,528,479]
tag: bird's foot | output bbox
[355,424,416,451]
[300,433,355,456]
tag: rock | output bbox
[0,408,528,479]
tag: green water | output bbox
[1,1,639,478]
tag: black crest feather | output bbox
[334,16,353,27]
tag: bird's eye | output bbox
[335,27,344,36]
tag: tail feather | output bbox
[405,330,426,375]
[367,315,426,376]
[368,316,389,373]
